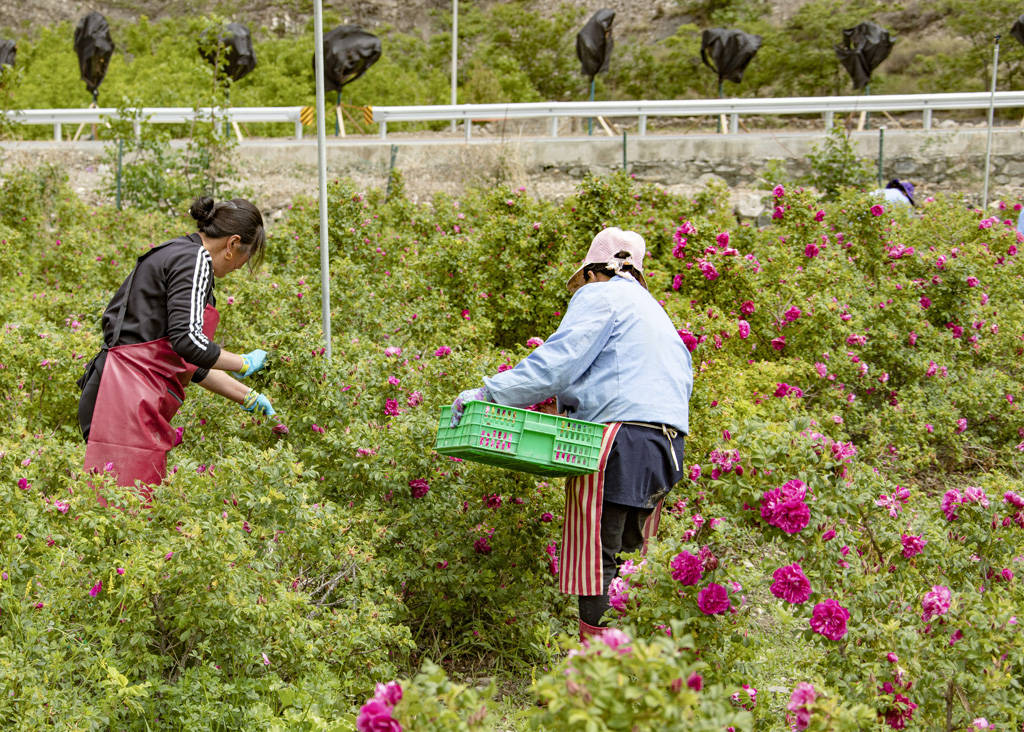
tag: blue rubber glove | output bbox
[450,386,491,427]
[242,389,276,417]
[233,349,269,378]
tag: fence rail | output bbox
[5,92,1024,142]
[371,92,1024,139]
[2,106,307,141]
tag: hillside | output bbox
[3,1,814,39]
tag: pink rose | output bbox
[921,585,951,622]
[770,563,812,604]
[809,599,849,640]
[870,204,884,216]
[408,479,429,499]
[900,534,927,558]
[697,582,730,615]
[670,550,704,585]
[608,576,630,611]
[356,699,402,732]
[373,681,403,707]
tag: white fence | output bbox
[5,92,1024,142]
[2,106,307,141]
[371,92,1024,139]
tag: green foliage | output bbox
[100,101,244,211]
[803,127,876,199]
[3,164,1024,728]
[3,0,1022,140]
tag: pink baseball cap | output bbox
[566,227,648,293]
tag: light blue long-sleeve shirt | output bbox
[484,276,693,434]
[870,187,913,206]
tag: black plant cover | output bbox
[700,28,763,84]
[199,22,257,83]
[1012,15,1024,47]
[316,25,382,93]
[835,21,893,90]
[74,12,114,96]
[576,9,615,79]
[0,39,15,71]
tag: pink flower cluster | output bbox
[773,382,803,398]
[879,681,918,729]
[760,479,810,534]
[608,576,629,611]
[921,585,951,622]
[708,448,742,479]
[942,486,989,521]
[900,534,927,558]
[787,682,817,731]
[875,486,910,518]
[357,681,403,732]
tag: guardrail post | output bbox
[294,119,302,140]
[638,115,647,136]
[549,116,559,137]
[824,111,834,130]
[133,118,141,140]
[730,113,738,134]
[54,122,61,141]
[922,108,932,131]
[379,121,387,140]
[464,119,471,142]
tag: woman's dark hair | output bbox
[583,250,639,281]
[189,196,266,270]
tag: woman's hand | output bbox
[242,389,276,416]
[195,370,276,417]
[233,349,269,378]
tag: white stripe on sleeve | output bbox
[188,249,212,351]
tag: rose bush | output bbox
[1,164,1022,728]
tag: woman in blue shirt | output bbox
[450,228,694,639]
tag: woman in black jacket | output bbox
[78,196,276,494]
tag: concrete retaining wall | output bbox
[3,127,1023,212]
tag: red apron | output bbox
[559,422,664,596]
[84,304,219,493]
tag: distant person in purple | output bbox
[871,178,915,207]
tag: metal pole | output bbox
[718,79,724,134]
[588,78,595,136]
[385,144,399,201]
[116,138,123,210]
[877,126,885,189]
[335,91,340,137]
[982,35,1001,211]
[313,0,333,360]
[622,129,627,171]
[864,83,871,130]
[450,0,458,133]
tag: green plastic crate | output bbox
[435,401,605,477]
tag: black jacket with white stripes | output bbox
[99,233,221,381]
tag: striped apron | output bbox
[559,422,665,596]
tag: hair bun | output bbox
[189,196,216,225]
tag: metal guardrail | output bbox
[370,92,1024,139]
[5,92,1024,142]
[2,106,307,141]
